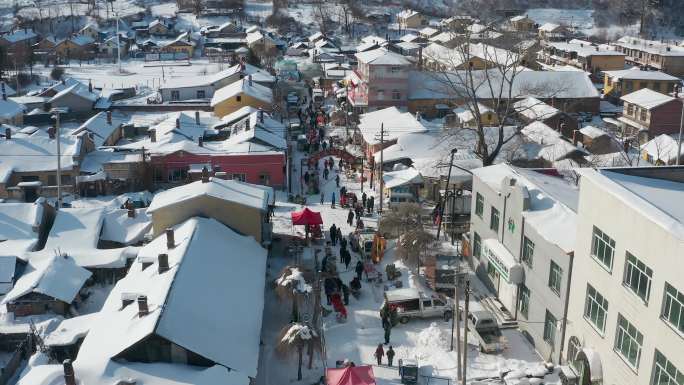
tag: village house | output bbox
[539,40,625,75]
[148,19,173,36]
[211,76,273,118]
[520,121,589,166]
[603,68,681,102]
[0,29,38,52]
[578,125,621,155]
[468,164,578,363]
[0,92,25,125]
[440,15,474,33]
[54,35,96,61]
[160,32,197,57]
[49,82,98,113]
[640,134,684,165]
[146,177,274,243]
[72,110,125,147]
[612,36,684,77]
[1,255,91,317]
[203,21,243,38]
[160,63,274,102]
[419,27,440,40]
[79,149,146,196]
[78,23,101,41]
[514,97,579,139]
[357,107,427,158]
[347,48,412,113]
[618,88,683,142]
[452,103,499,126]
[99,36,128,58]
[509,15,536,33]
[537,23,567,41]
[422,43,524,72]
[397,9,427,29]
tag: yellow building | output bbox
[210,77,273,118]
[603,68,680,100]
[161,33,196,57]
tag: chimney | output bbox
[195,110,200,125]
[127,205,135,218]
[137,295,149,317]
[88,79,92,93]
[258,108,264,123]
[158,253,169,273]
[4,128,10,140]
[245,116,251,130]
[165,228,175,249]
[63,359,76,385]
[149,128,156,142]
[107,110,112,125]
[248,74,252,86]
[201,166,210,183]
[175,118,180,129]
[198,137,203,147]
[48,126,56,139]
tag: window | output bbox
[567,337,582,367]
[475,193,484,218]
[377,89,385,100]
[48,175,56,185]
[519,284,530,318]
[473,232,482,259]
[171,90,180,101]
[232,173,246,182]
[626,81,634,92]
[490,206,499,233]
[614,314,644,370]
[259,173,270,185]
[522,237,534,267]
[623,252,653,303]
[584,284,608,333]
[390,66,401,73]
[640,108,648,122]
[662,282,684,334]
[196,90,206,99]
[591,226,615,271]
[549,261,562,295]
[652,350,684,385]
[235,95,242,102]
[168,168,187,182]
[627,104,634,115]
[543,310,557,346]
[153,167,164,182]
[392,90,401,100]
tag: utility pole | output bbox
[54,111,62,209]
[360,155,364,194]
[378,123,384,213]
[455,284,461,381]
[462,280,470,385]
[115,12,121,74]
[677,92,683,165]
[436,149,457,240]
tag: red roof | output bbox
[291,207,323,226]
[326,366,376,385]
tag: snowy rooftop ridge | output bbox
[620,88,675,109]
[355,48,411,66]
[211,77,273,106]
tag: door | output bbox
[421,299,436,317]
[23,187,37,202]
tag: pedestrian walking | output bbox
[343,250,351,269]
[320,193,324,205]
[356,217,364,230]
[374,344,384,366]
[335,174,340,187]
[324,168,329,180]
[386,346,395,366]
[347,209,354,226]
[362,192,367,208]
[330,224,337,246]
[324,278,336,305]
[339,159,344,170]
[331,192,336,208]
[304,171,310,184]
[382,316,392,344]
[340,186,347,196]
[342,283,350,305]
[340,236,347,251]
[369,196,375,213]
[355,261,364,281]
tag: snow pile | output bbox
[276,268,312,293]
[282,323,317,343]
[413,322,450,359]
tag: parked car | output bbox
[466,310,506,353]
[383,288,453,323]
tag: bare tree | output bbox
[276,323,321,381]
[312,0,333,37]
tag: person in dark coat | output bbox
[347,209,354,226]
[335,174,340,187]
[355,260,364,281]
[341,283,350,305]
[323,168,329,180]
[340,186,347,196]
[362,192,367,208]
[356,217,364,230]
[374,344,384,366]
[382,316,392,344]
[331,192,336,208]
[339,236,347,251]
[324,278,337,305]
[386,346,395,366]
[330,224,337,246]
[343,249,351,269]
[320,193,324,205]
[369,196,375,213]
[304,171,310,184]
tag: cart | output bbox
[398,359,418,385]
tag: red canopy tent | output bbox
[291,207,323,226]
[326,366,376,385]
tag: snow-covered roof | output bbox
[44,207,104,251]
[220,105,260,125]
[423,42,519,69]
[70,34,95,46]
[521,121,588,161]
[604,68,680,81]
[0,129,83,184]
[358,107,427,146]
[0,255,16,294]
[538,22,562,32]
[147,177,272,214]
[473,164,578,252]
[546,41,623,57]
[72,111,124,147]
[394,41,420,51]
[514,97,560,121]
[0,97,25,118]
[614,36,684,57]
[640,134,684,163]
[1,254,92,304]
[0,200,44,258]
[419,27,439,37]
[397,9,419,19]
[453,103,493,123]
[211,78,273,106]
[49,82,98,103]
[429,32,458,44]
[510,15,532,22]
[1,29,37,43]
[383,167,423,189]
[579,125,608,139]
[101,209,152,245]
[74,217,267,377]
[225,112,287,149]
[80,149,142,174]
[161,63,274,90]
[579,169,684,239]
[43,313,99,347]
[620,88,675,109]
[308,32,324,42]
[355,48,411,66]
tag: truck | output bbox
[466,310,506,353]
[383,288,453,324]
